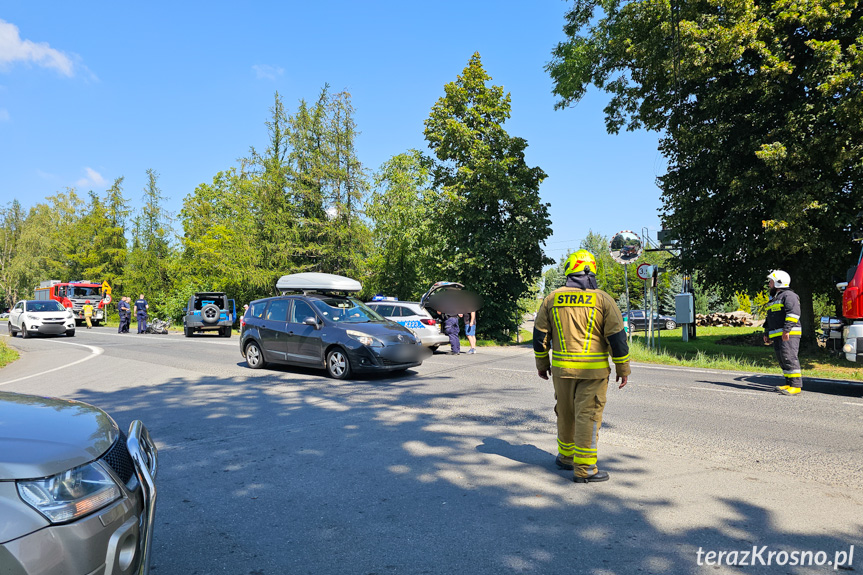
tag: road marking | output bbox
[843,402,863,407]
[689,386,761,396]
[0,340,103,387]
[635,362,863,387]
[61,330,238,346]
[488,367,537,373]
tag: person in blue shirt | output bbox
[134,294,149,334]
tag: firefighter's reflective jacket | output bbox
[764,288,801,339]
[534,286,631,379]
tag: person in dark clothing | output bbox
[763,270,803,395]
[117,297,131,333]
[135,294,149,334]
[444,313,461,354]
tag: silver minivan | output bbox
[0,392,157,575]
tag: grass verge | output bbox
[629,326,861,381]
[0,339,20,368]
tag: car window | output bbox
[374,304,395,317]
[26,300,64,312]
[393,306,411,317]
[290,299,317,323]
[249,301,267,319]
[14,302,23,311]
[265,300,290,322]
[311,297,385,323]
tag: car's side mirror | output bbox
[303,317,319,328]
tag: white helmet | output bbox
[767,270,791,288]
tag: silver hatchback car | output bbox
[366,300,449,351]
[0,392,157,575]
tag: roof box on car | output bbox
[276,273,362,294]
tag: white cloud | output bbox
[252,64,284,81]
[0,109,9,122]
[0,19,75,76]
[76,167,106,188]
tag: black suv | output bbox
[183,292,236,337]
[240,293,423,379]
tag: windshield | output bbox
[26,300,65,312]
[68,286,101,297]
[311,297,385,323]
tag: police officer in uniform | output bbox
[534,250,631,483]
[117,296,131,333]
[763,270,803,395]
[135,294,149,334]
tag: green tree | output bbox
[181,168,267,304]
[321,90,371,278]
[367,150,439,299]
[0,201,25,307]
[425,53,553,340]
[248,91,302,281]
[125,169,177,317]
[547,0,863,345]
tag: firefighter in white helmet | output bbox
[534,250,631,482]
[764,270,803,395]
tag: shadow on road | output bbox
[70,369,862,574]
[692,374,863,398]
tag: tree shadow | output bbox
[68,368,862,574]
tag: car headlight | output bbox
[26,314,40,321]
[17,462,121,523]
[67,310,74,318]
[347,330,384,347]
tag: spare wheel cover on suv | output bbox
[201,303,221,324]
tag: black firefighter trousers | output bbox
[773,336,802,388]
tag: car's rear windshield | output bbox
[26,300,65,312]
[311,297,385,323]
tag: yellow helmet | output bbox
[564,250,597,275]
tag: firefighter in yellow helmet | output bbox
[534,250,631,482]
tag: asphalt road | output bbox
[2,328,862,575]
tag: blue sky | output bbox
[0,1,665,265]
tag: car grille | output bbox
[101,430,135,485]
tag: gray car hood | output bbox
[0,392,118,480]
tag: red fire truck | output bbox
[34,280,111,326]
[838,242,863,362]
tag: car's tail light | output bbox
[420,318,436,326]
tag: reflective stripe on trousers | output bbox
[773,336,802,386]
[553,376,607,476]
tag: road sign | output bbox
[636,263,653,280]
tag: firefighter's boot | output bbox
[555,454,574,470]
[573,470,610,483]
[774,385,790,393]
[779,386,802,396]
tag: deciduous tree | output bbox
[425,53,553,339]
[547,0,863,344]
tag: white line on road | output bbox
[843,402,863,407]
[688,386,761,396]
[487,367,536,373]
[61,330,238,346]
[0,340,104,387]
[635,362,863,386]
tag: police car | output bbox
[366,297,449,351]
